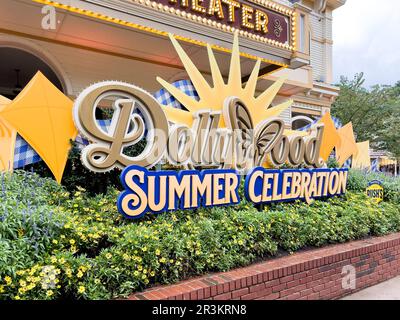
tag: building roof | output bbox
[288,0,346,10]
[328,0,347,10]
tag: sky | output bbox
[332,0,400,87]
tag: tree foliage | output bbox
[332,73,400,157]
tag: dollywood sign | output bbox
[73,34,349,219]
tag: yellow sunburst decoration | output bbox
[157,32,293,129]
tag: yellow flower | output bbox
[19,280,26,287]
[155,249,160,256]
[51,257,57,263]
[105,253,112,260]
[4,276,12,285]
[78,286,85,294]
[14,296,21,300]
[123,254,130,261]
[77,271,83,278]
[46,290,54,297]
[79,266,87,273]
[142,246,147,252]
[52,239,58,245]
[18,228,25,237]
[133,271,139,276]
[69,239,76,245]
[27,283,35,290]
[66,269,72,278]
[0,285,4,293]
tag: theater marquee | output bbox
[81,0,294,49]
[132,0,292,43]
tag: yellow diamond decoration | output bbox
[336,122,358,167]
[318,112,341,162]
[0,95,10,105]
[0,96,16,172]
[352,141,371,169]
[0,72,77,183]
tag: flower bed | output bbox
[0,170,399,300]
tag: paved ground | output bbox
[342,276,400,300]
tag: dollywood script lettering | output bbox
[73,82,325,173]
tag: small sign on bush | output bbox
[366,180,384,204]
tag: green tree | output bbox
[332,73,400,157]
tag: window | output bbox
[299,13,306,53]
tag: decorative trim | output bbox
[291,115,314,125]
[32,0,289,67]
[248,0,296,50]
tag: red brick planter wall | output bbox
[129,233,400,300]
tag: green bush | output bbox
[347,169,400,203]
[0,170,399,300]
[28,141,146,195]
